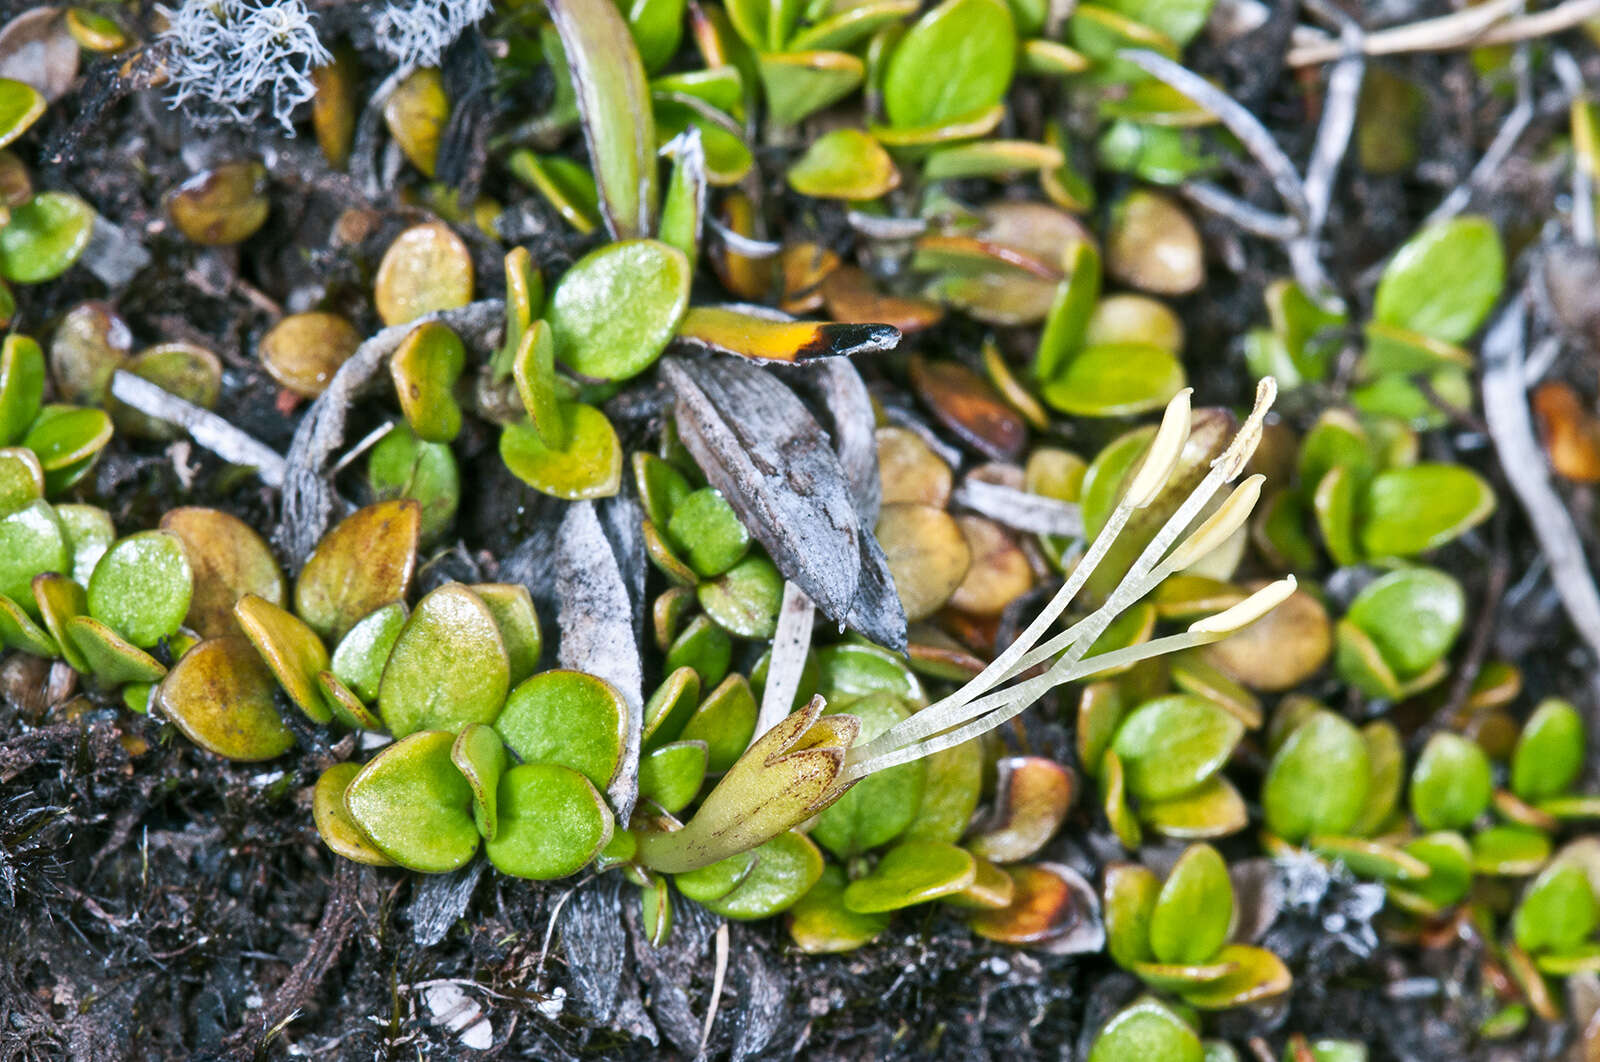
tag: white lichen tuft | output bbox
[372,0,493,69]
[159,0,331,132]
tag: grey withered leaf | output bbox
[556,501,644,825]
[793,358,881,525]
[847,532,907,652]
[660,356,862,621]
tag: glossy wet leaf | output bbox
[329,602,407,704]
[1262,709,1369,843]
[384,67,447,177]
[345,730,479,873]
[702,830,824,919]
[665,613,731,686]
[507,150,602,234]
[678,673,759,772]
[379,584,510,737]
[374,222,474,327]
[29,572,83,670]
[882,0,1016,129]
[967,863,1104,950]
[788,863,890,953]
[966,756,1072,863]
[367,424,459,545]
[165,161,270,246]
[317,670,381,731]
[786,128,898,201]
[697,553,784,638]
[234,594,333,723]
[0,332,42,447]
[64,615,165,683]
[547,0,658,237]
[675,848,756,903]
[85,531,192,650]
[1388,832,1473,914]
[1106,190,1203,295]
[1471,824,1551,876]
[638,739,708,813]
[757,51,864,127]
[843,840,976,913]
[1349,721,1405,838]
[158,637,293,761]
[452,723,508,841]
[1512,698,1585,803]
[160,507,286,640]
[512,320,566,449]
[313,762,393,865]
[0,76,42,147]
[1041,342,1186,418]
[1343,567,1463,684]
[23,404,112,493]
[1142,776,1249,840]
[812,693,925,858]
[1148,844,1232,965]
[295,500,419,642]
[1359,464,1494,558]
[499,405,625,501]
[1373,216,1504,343]
[1105,862,1160,967]
[1514,862,1599,955]
[901,735,983,845]
[1175,944,1291,1010]
[0,192,95,282]
[1112,695,1242,802]
[633,451,693,527]
[1088,997,1202,1062]
[1410,732,1492,831]
[495,669,627,789]
[548,240,689,381]
[390,322,464,443]
[666,487,749,577]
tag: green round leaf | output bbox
[1512,698,1585,803]
[812,693,926,858]
[788,863,890,953]
[1149,843,1232,965]
[86,531,193,648]
[452,723,509,841]
[1343,567,1464,681]
[678,673,759,773]
[1262,709,1369,843]
[159,637,294,761]
[697,553,784,638]
[389,321,465,443]
[665,613,732,687]
[1111,695,1243,802]
[1471,824,1551,877]
[1088,997,1202,1062]
[330,602,408,703]
[1373,216,1505,343]
[702,830,824,919]
[1388,832,1472,914]
[1175,944,1291,1010]
[234,593,334,724]
[0,498,66,614]
[313,762,394,865]
[496,669,628,788]
[666,487,750,578]
[0,192,95,283]
[472,583,543,686]
[499,404,623,500]
[1105,862,1160,968]
[345,730,480,873]
[842,839,976,913]
[1359,464,1494,558]
[0,334,44,446]
[547,239,690,381]
[295,500,420,642]
[786,129,899,200]
[159,506,287,641]
[1409,732,1492,832]
[1040,343,1186,417]
[378,584,510,737]
[757,51,865,128]
[638,739,709,814]
[883,0,1016,130]
[368,423,460,545]
[1514,861,1599,955]
[0,78,45,148]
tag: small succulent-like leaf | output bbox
[545,0,658,238]
[383,67,448,177]
[632,452,693,529]
[496,669,628,788]
[899,736,983,845]
[345,730,479,873]
[472,583,543,685]
[1087,997,1202,1062]
[842,839,976,913]
[366,425,460,546]
[499,405,624,500]
[967,863,1105,951]
[882,0,1015,130]
[32,571,87,671]
[1175,944,1291,1010]
[1149,843,1232,965]
[1470,824,1551,877]
[1101,749,1143,849]
[642,665,703,746]
[0,592,57,656]
[1388,832,1472,915]
[379,584,510,737]
[65,615,166,684]
[329,602,408,703]
[0,498,66,617]
[665,486,750,578]
[1359,464,1494,558]
[0,77,44,148]
[1410,732,1492,832]
[1348,721,1405,838]
[0,333,44,446]
[1141,776,1249,840]
[1373,216,1504,344]
[1133,960,1240,992]
[1262,709,1369,843]
[164,161,270,246]
[0,191,94,283]
[373,222,474,327]
[453,723,509,841]
[966,756,1074,863]
[702,830,825,919]
[786,129,899,200]
[677,672,759,773]
[1343,567,1464,683]
[313,762,394,865]
[1512,698,1585,803]
[234,593,334,724]
[512,320,566,450]
[0,447,43,515]
[548,240,688,381]
[1514,861,1599,955]
[390,321,465,443]
[1309,836,1430,881]
[294,500,420,642]
[316,670,382,730]
[946,855,1017,910]
[1104,862,1160,968]
[1112,694,1242,802]
[158,637,293,761]
[160,507,286,640]
[638,739,709,814]
[664,613,732,686]
[756,51,864,127]
[788,863,890,953]
[258,311,362,398]
[86,531,193,649]
[697,553,785,638]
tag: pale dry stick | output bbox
[755,582,815,740]
[1179,182,1301,240]
[1480,296,1600,661]
[1552,50,1596,247]
[109,370,288,486]
[700,923,730,1058]
[1287,0,1527,66]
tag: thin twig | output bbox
[1302,25,1365,234]
[109,371,287,486]
[700,922,730,1058]
[1288,0,1532,66]
[1480,295,1600,662]
[1179,182,1301,239]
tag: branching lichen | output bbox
[159,0,331,131]
[372,0,494,69]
